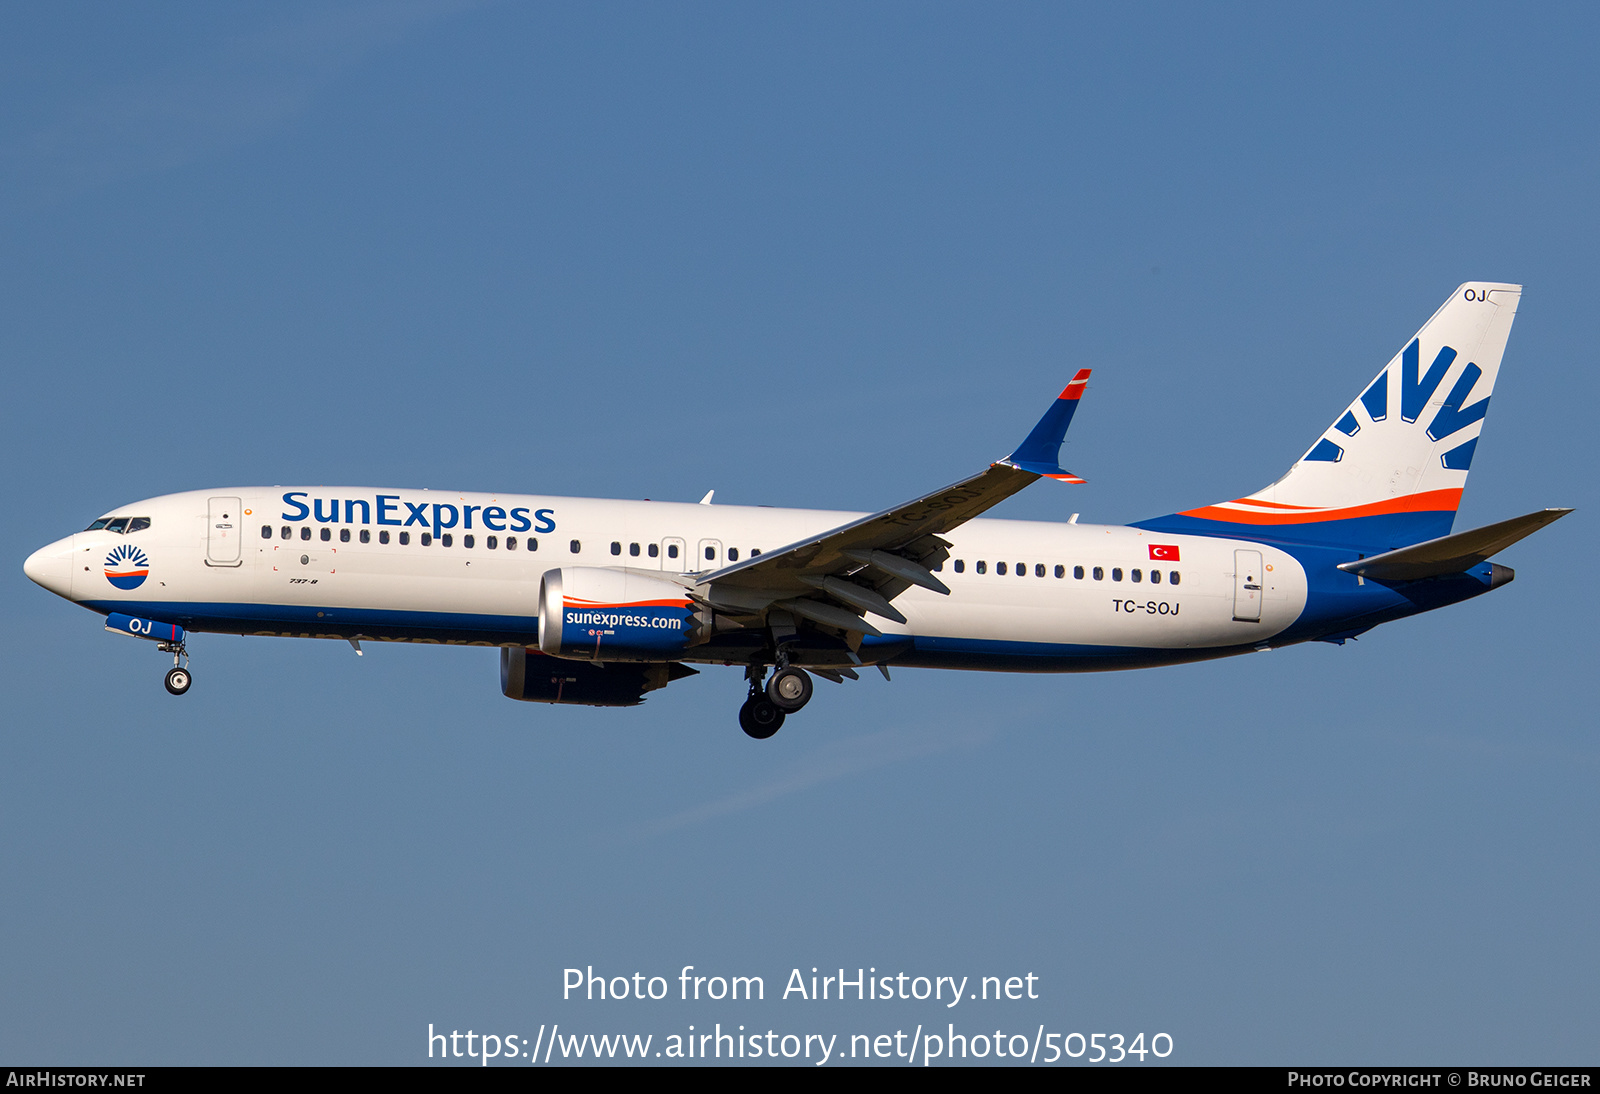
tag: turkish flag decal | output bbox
[1149,544,1180,561]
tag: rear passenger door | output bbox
[1232,549,1263,622]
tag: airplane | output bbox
[23,282,1570,738]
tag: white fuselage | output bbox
[29,487,1309,670]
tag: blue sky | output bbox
[2,2,1595,1065]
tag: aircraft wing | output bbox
[690,371,1092,636]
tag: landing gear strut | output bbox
[158,640,192,695]
[739,663,783,739]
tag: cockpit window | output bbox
[86,516,152,534]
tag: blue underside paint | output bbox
[83,560,1500,672]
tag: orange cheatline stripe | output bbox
[1179,488,1462,525]
[564,598,691,609]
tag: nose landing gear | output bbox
[158,640,192,695]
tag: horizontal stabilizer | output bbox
[1337,507,1572,581]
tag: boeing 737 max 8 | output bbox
[23,283,1570,737]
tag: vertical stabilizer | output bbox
[1135,283,1521,549]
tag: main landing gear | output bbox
[739,693,784,739]
[738,663,815,739]
[159,640,192,695]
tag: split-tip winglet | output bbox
[1002,369,1093,482]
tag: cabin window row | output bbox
[942,559,1181,585]
[606,541,761,562]
[261,525,762,562]
[263,525,540,550]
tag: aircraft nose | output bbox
[23,537,75,599]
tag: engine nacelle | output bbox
[500,646,696,707]
[538,567,696,661]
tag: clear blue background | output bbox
[2,1,1594,1065]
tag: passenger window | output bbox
[379,530,390,544]
[441,533,453,547]
[1131,568,1141,583]
[1074,566,1084,579]
[340,528,350,543]
[1055,564,1065,578]
[751,548,761,556]
[611,541,621,556]
[1170,571,1180,585]
[301,527,311,541]
[281,526,291,540]
[976,561,987,574]
[105,517,128,533]
[529,538,538,551]
[953,560,965,573]
[462,535,473,548]
[360,529,371,544]
[422,533,433,546]
[1035,563,1045,577]
[629,543,640,557]
[1093,566,1103,580]
[667,544,678,559]
[1112,568,1123,582]
[320,527,331,542]
[704,546,715,561]
[570,540,581,554]
[648,543,659,558]
[487,536,497,549]
[1150,569,1161,584]
[128,518,151,532]
[1016,563,1026,576]
[399,532,410,545]
[261,525,272,539]
[996,562,1007,575]
[506,537,517,550]
[728,548,739,562]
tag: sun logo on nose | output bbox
[104,544,150,590]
